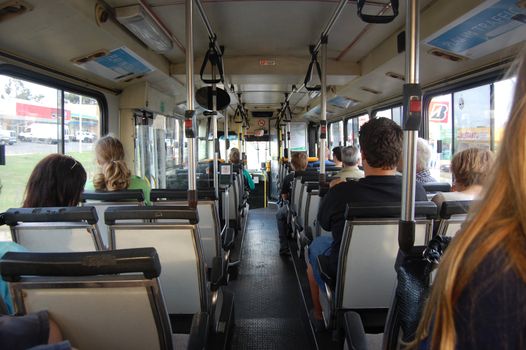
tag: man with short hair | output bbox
[334,145,364,180]
[306,117,427,330]
[276,152,308,255]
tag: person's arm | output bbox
[243,169,255,190]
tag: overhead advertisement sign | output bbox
[75,47,155,81]
[425,0,526,58]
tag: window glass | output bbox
[346,114,369,146]
[392,106,402,125]
[329,120,343,150]
[246,141,269,170]
[64,92,101,181]
[428,94,453,182]
[0,76,103,240]
[493,77,515,151]
[375,109,391,119]
[453,85,491,152]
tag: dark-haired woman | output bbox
[23,154,87,207]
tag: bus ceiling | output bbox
[0,0,524,120]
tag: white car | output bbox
[74,131,96,143]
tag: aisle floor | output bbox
[228,207,316,350]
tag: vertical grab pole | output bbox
[185,0,198,208]
[212,84,219,199]
[399,0,421,253]
[319,35,328,184]
[224,112,229,159]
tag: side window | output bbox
[0,75,103,241]
[64,92,101,181]
[345,114,369,146]
[428,94,453,182]
[329,120,343,150]
[427,76,516,183]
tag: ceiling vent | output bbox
[428,49,466,62]
[385,72,405,81]
[252,111,274,118]
[361,87,382,95]
[0,0,33,22]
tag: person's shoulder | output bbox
[129,176,150,187]
[0,241,27,257]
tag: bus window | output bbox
[0,75,87,240]
[494,77,516,151]
[454,84,491,152]
[428,94,453,183]
[375,108,391,119]
[345,114,369,146]
[64,92,101,182]
[246,141,269,170]
[329,120,344,150]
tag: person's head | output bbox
[450,147,494,191]
[23,154,86,207]
[93,134,131,191]
[416,138,433,173]
[358,117,403,171]
[290,152,308,171]
[332,146,342,163]
[413,53,526,349]
[229,148,241,164]
[341,146,360,167]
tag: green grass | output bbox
[0,151,98,212]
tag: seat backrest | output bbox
[298,180,317,229]
[305,186,320,238]
[0,248,173,350]
[436,200,472,237]
[105,206,207,315]
[150,189,221,267]
[81,190,145,248]
[4,207,103,252]
[422,182,451,194]
[336,202,437,310]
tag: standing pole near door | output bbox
[185,0,197,208]
[399,0,421,253]
[319,35,328,184]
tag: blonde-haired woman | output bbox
[85,134,151,204]
[412,56,526,348]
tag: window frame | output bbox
[0,64,108,151]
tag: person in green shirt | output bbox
[229,147,255,190]
[85,134,151,205]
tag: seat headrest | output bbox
[150,189,217,202]
[104,206,199,225]
[345,201,437,220]
[306,183,320,192]
[4,206,98,226]
[422,182,452,193]
[82,190,145,202]
[0,247,161,282]
[439,200,472,218]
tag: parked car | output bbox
[0,130,16,145]
[74,131,96,143]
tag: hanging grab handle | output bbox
[304,46,322,91]
[357,0,399,24]
[200,39,225,84]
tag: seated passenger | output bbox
[331,145,364,185]
[332,146,343,167]
[276,152,307,256]
[85,134,151,204]
[431,147,493,208]
[0,311,68,350]
[23,154,87,208]
[306,117,427,330]
[2,154,87,312]
[415,138,437,184]
[229,147,255,191]
[308,146,335,168]
[412,53,526,350]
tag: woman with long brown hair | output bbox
[412,55,526,348]
[23,154,86,207]
[85,134,150,204]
